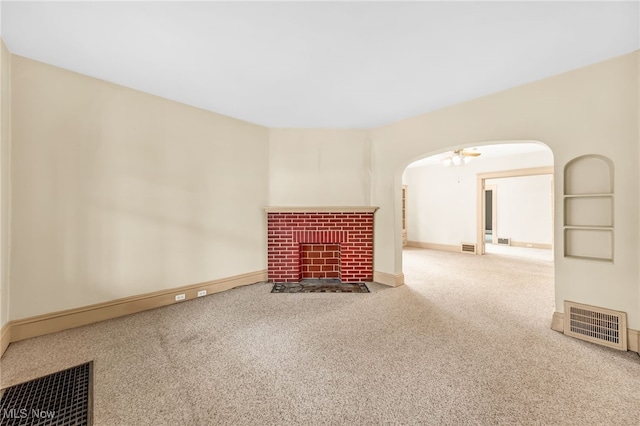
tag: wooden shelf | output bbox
[564,196,613,228]
[564,225,613,230]
[564,255,614,263]
[564,193,613,198]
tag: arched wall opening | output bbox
[367,51,638,348]
[396,140,555,281]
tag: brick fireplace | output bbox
[265,207,377,283]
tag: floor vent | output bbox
[497,237,511,245]
[564,301,627,350]
[460,243,476,254]
[0,361,93,425]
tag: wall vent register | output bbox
[461,243,477,254]
[563,301,627,350]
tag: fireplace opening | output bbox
[300,244,340,279]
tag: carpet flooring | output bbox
[1,247,639,425]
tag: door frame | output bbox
[476,166,554,255]
[484,184,497,245]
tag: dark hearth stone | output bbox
[271,279,370,293]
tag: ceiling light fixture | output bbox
[442,148,481,166]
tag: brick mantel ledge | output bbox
[264,206,379,213]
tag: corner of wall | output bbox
[365,130,373,206]
[266,127,280,207]
[0,38,13,337]
[637,49,640,332]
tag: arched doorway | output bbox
[475,166,554,257]
[398,141,555,298]
[399,141,554,259]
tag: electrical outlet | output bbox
[197,290,207,297]
[175,294,186,301]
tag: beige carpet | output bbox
[1,247,639,425]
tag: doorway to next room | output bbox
[484,186,495,244]
[401,142,554,263]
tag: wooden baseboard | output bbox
[551,312,639,353]
[373,271,404,287]
[510,241,552,250]
[406,241,459,253]
[409,240,552,252]
[551,311,564,332]
[0,322,9,357]
[1,270,267,357]
[629,328,640,353]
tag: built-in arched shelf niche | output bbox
[563,154,614,262]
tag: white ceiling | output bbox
[406,142,550,168]
[1,1,638,129]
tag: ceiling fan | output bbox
[442,148,481,166]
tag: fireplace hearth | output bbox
[271,278,370,293]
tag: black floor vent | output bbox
[0,361,93,426]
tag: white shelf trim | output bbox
[564,193,613,198]
[564,225,613,230]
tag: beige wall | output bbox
[10,56,269,320]
[486,174,553,245]
[268,128,371,206]
[3,44,639,334]
[0,41,11,329]
[371,51,640,328]
[637,51,640,339]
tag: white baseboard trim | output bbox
[1,270,267,357]
[406,241,459,253]
[373,271,404,287]
[551,312,639,353]
[408,240,552,252]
